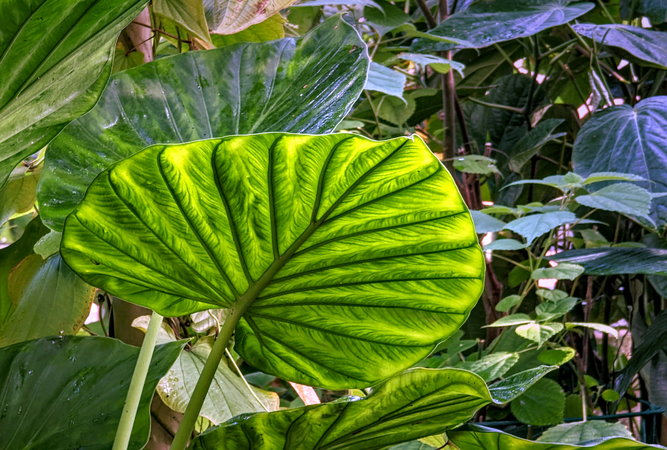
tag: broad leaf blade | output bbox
[0,0,149,188]
[61,133,484,389]
[38,17,369,231]
[573,24,667,69]
[412,0,594,52]
[204,0,298,34]
[572,96,667,227]
[190,368,492,449]
[549,247,667,275]
[0,336,183,449]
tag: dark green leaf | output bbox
[38,17,369,231]
[0,0,149,188]
[61,133,484,389]
[0,336,183,449]
[573,24,667,69]
[549,247,667,275]
[572,96,667,227]
[510,378,565,425]
[412,0,593,52]
[575,183,653,222]
[621,0,667,23]
[538,347,576,365]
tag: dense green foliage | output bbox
[0,0,666,449]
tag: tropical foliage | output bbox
[0,0,666,448]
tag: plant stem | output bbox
[170,306,244,450]
[113,310,164,450]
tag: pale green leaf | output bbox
[531,263,585,280]
[505,212,578,245]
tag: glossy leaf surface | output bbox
[448,425,662,449]
[549,247,667,275]
[38,17,369,231]
[0,254,95,347]
[573,24,667,68]
[191,369,494,449]
[61,133,484,388]
[0,336,183,449]
[412,0,593,52]
[573,96,667,227]
[0,0,148,188]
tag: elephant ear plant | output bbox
[60,132,489,447]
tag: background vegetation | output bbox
[0,0,666,448]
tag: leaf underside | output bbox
[61,133,484,388]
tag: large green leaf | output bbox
[572,24,667,69]
[448,425,662,449]
[61,133,484,389]
[0,336,183,449]
[538,421,632,444]
[191,367,545,449]
[572,96,667,227]
[549,247,667,275]
[412,0,593,52]
[133,316,279,425]
[0,254,95,347]
[38,17,368,231]
[0,0,149,188]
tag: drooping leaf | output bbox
[204,0,297,34]
[60,133,484,389]
[365,62,407,100]
[487,314,534,327]
[539,421,632,444]
[0,254,94,347]
[572,24,667,69]
[412,0,594,52]
[133,316,278,424]
[38,17,368,231]
[210,15,285,47]
[0,0,149,188]
[191,367,551,449]
[0,336,183,449]
[575,183,653,223]
[470,210,506,234]
[566,322,619,339]
[549,247,667,275]
[505,211,578,245]
[572,96,667,227]
[531,263,585,280]
[448,424,662,449]
[511,378,565,425]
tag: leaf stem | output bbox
[113,310,164,450]
[170,306,245,450]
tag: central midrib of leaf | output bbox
[225,137,409,318]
